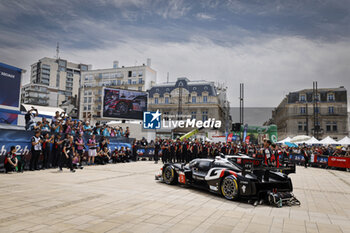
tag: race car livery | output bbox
[155,155,299,206]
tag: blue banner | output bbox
[0,62,22,109]
[0,129,134,169]
[136,147,155,158]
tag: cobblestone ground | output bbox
[0,162,349,233]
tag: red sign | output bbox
[328,156,350,169]
[227,133,233,143]
[245,136,250,144]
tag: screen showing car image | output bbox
[103,88,147,120]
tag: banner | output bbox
[0,128,134,170]
[136,147,155,158]
[103,87,147,120]
[0,62,22,109]
[227,133,233,143]
[328,156,350,169]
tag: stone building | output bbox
[268,86,348,140]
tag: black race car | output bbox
[155,155,300,207]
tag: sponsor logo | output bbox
[143,110,222,129]
[241,185,246,193]
[143,110,161,129]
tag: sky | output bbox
[0,0,350,109]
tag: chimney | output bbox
[113,60,119,69]
[146,58,151,67]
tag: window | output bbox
[326,121,337,132]
[300,107,306,114]
[314,107,319,114]
[128,79,132,84]
[299,94,306,102]
[138,86,142,91]
[138,71,143,76]
[128,71,132,77]
[88,97,92,103]
[84,97,87,103]
[84,106,87,111]
[165,97,169,104]
[192,96,196,103]
[117,80,121,85]
[332,121,337,132]
[88,105,91,111]
[328,93,334,101]
[154,98,158,104]
[328,106,334,114]
[202,111,208,121]
[203,96,208,103]
[138,78,143,84]
[132,71,136,77]
[298,122,307,131]
[191,111,196,119]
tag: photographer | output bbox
[59,135,75,172]
[30,130,42,171]
[4,146,18,173]
[25,107,38,130]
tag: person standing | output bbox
[59,135,75,172]
[87,134,97,165]
[154,138,160,164]
[52,134,64,167]
[42,133,54,169]
[75,133,85,167]
[25,107,38,130]
[30,130,42,171]
[262,140,272,166]
[301,146,309,168]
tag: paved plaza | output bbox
[0,162,350,233]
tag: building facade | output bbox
[79,60,156,122]
[148,77,231,137]
[269,87,348,140]
[21,57,88,107]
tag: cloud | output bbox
[9,34,349,109]
[196,13,215,21]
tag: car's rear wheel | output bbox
[163,166,177,185]
[221,175,239,200]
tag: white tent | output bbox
[304,136,320,145]
[337,136,350,145]
[277,137,291,144]
[319,136,338,145]
[290,135,311,143]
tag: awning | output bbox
[21,104,65,118]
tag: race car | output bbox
[155,156,300,207]
[225,154,296,175]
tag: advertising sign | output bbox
[0,62,22,109]
[328,156,350,169]
[0,129,133,170]
[103,88,147,120]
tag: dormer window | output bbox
[299,94,306,102]
[179,82,183,87]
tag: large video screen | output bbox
[0,62,22,109]
[103,88,147,120]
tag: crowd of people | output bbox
[3,107,349,173]
[25,108,130,137]
[148,138,350,168]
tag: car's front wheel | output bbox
[221,175,239,200]
[163,166,177,185]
